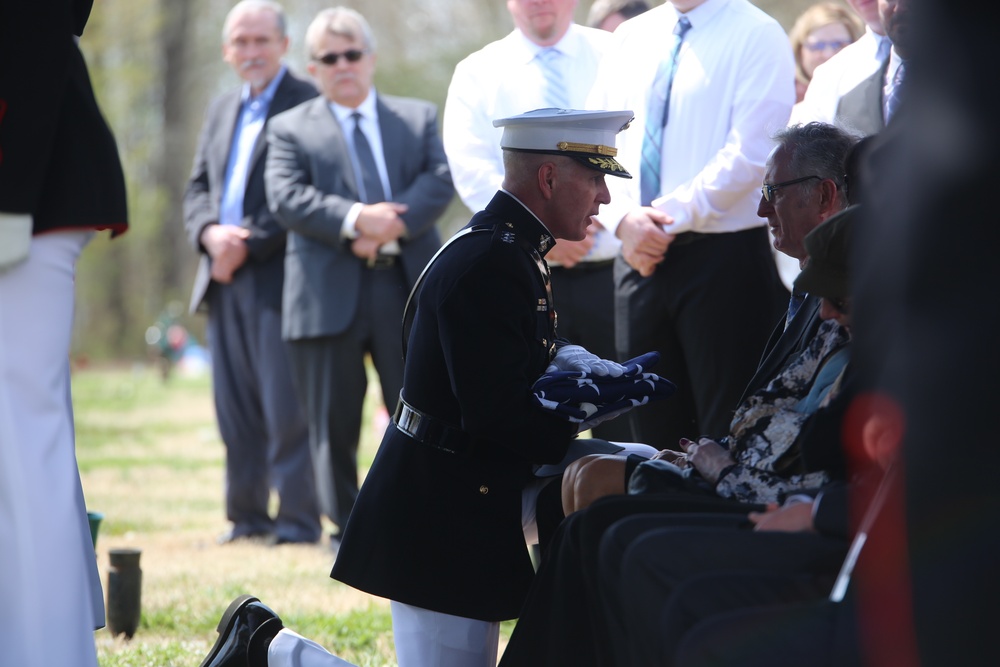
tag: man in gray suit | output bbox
[265,6,453,542]
[184,0,321,546]
[836,0,913,136]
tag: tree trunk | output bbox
[157,0,198,300]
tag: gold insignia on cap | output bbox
[557,141,618,157]
[588,157,626,172]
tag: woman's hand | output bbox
[650,448,688,467]
[679,437,735,484]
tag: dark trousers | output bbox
[498,492,764,667]
[674,577,858,667]
[603,519,846,666]
[614,228,788,449]
[287,265,406,532]
[549,261,632,441]
[206,272,320,542]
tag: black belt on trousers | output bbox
[549,258,615,272]
[366,253,398,269]
[393,397,471,455]
[670,231,710,246]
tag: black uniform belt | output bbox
[366,254,398,269]
[393,398,471,455]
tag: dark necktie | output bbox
[640,16,692,206]
[352,111,385,203]
[786,290,806,330]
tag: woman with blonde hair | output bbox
[790,2,864,102]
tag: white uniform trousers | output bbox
[0,231,103,667]
[269,628,358,667]
[390,601,500,667]
[265,607,497,667]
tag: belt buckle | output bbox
[367,254,395,269]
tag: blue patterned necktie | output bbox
[352,112,385,203]
[536,48,569,110]
[884,61,906,123]
[640,16,691,206]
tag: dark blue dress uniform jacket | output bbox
[332,191,578,621]
[0,0,128,237]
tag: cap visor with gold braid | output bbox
[493,108,634,178]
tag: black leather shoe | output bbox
[247,617,285,667]
[199,595,281,667]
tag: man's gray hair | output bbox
[772,122,858,209]
[305,7,376,58]
[223,0,287,42]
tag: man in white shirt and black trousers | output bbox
[588,0,795,450]
[443,0,633,441]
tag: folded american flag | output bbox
[531,352,676,426]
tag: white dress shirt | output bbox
[589,0,795,236]
[331,91,400,254]
[443,24,610,211]
[789,27,891,126]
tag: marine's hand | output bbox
[547,344,626,377]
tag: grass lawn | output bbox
[76,362,454,667]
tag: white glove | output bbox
[547,344,626,377]
[0,213,33,273]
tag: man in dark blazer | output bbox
[265,7,453,541]
[184,0,321,545]
[1,1,127,664]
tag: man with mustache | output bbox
[184,0,321,546]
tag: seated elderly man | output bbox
[598,204,868,667]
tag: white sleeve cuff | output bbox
[341,202,364,240]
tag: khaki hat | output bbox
[794,204,860,300]
[493,108,634,178]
